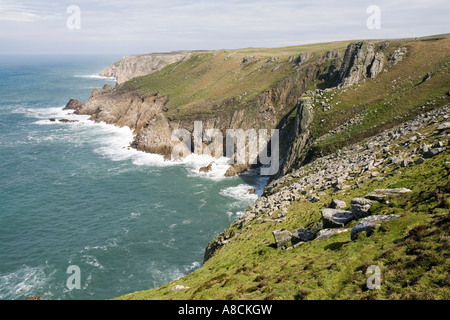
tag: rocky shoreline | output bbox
[63,40,398,178]
[59,37,449,287]
[98,51,193,85]
[204,104,449,261]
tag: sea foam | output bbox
[32,106,235,177]
[74,74,116,81]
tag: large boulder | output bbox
[351,214,400,240]
[329,199,347,209]
[351,197,376,219]
[315,228,348,241]
[291,228,316,244]
[321,208,354,228]
[272,229,292,248]
[365,188,412,202]
[63,98,84,111]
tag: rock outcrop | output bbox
[63,98,84,111]
[388,47,407,66]
[336,42,385,87]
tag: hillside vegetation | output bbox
[107,35,450,300]
[118,105,449,300]
[118,41,351,119]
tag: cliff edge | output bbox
[99,51,193,84]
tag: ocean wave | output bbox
[89,123,234,176]
[15,105,75,120]
[0,265,54,300]
[184,261,201,273]
[220,184,259,203]
[83,255,104,270]
[184,154,232,181]
[227,211,245,217]
[27,105,235,176]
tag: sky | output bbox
[0,0,449,55]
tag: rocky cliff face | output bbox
[99,51,192,84]
[77,50,333,168]
[277,96,314,178]
[73,41,389,176]
[204,103,449,262]
[336,42,385,87]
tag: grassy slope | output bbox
[114,35,450,300]
[308,37,450,157]
[117,119,449,300]
[118,41,351,119]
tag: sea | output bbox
[0,54,267,300]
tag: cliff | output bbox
[64,34,450,300]
[74,39,395,175]
[98,51,192,84]
[120,103,450,300]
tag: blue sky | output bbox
[0,0,449,54]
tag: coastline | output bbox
[55,34,450,298]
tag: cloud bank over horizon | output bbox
[0,0,449,54]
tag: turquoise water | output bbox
[0,55,266,300]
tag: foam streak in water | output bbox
[74,74,116,81]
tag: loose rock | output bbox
[365,188,412,202]
[351,197,375,219]
[321,208,354,228]
[272,229,292,248]
[315,228,348,241]
[291,228,316,243]
[351,214,400,240]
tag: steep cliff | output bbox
[335,41,385,87]
[76,40,392,174]
[72,35,450,182]
[78,45,346,171]
[120,102,450,300]
[64,34,450,300]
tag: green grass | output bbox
[110,35,450,301]
[116,40,353,120]
[116,139,449,300]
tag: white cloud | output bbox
[0,0,63,22]
[0,0,448,54]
